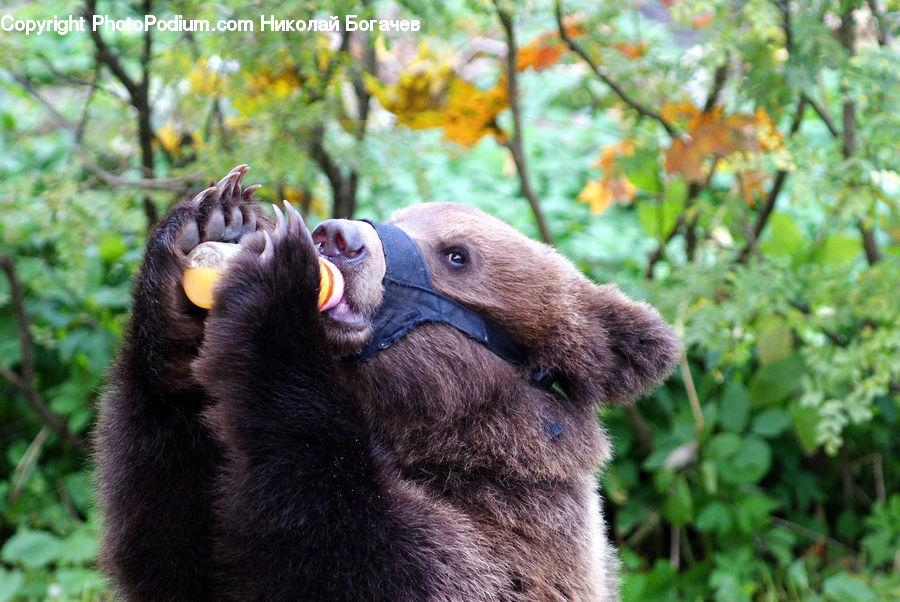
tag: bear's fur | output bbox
[96,166,682,601]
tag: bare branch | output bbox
[803,94,840,138]
[496,3,554,245]
[84,0,158,224]
[736,96,807,262]
[84,0,139,99]
[556,0,677,138]
[644,213,685,279]
[860,224,882,264]
[11,72,199,192]
[645,158,720,278]
[81,159,203,191]
[703,61,729,113]
[771,516,855,554]
[0,255,86,451]
[34,51,129,102]
[836,6,882,265]
[623,405,653,453]
[866,0,891,46]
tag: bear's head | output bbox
[313,202,682,408]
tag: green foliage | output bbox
[1,0,898,599]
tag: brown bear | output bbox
[95,165,682,601]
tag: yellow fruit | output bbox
[183,242,242,309]
[182,241,344,311]
[183,265,224,309]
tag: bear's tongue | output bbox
[326,297,367,329]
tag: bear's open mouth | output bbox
[325,297,368,330]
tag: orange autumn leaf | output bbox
[367,64,508,147]
[692,12,713,28]
[578,180,613,214]
[665,107,781,183]
[736,170,769,207]
[578,177,636,214]
[660,101,700,124]
[437,77,509,147]
[592,139,635,171]
[615,42,649,60]
[516,18,585,72]
[516,40,564,72]
[579,140,637,214]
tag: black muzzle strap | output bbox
[342,222,526,366]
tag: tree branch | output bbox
[703,61,729,113]
[84,0,139,99]
[81,160,203,191]
[736,96,807,262]
[836,5,881,266]
[84,0,158,225]
[9,73,200,192]
[803,94,839,138]
[645,158,720,278]
[0,255,86,451]
[623,405,653,453]
[556,0,677,138]
[496,2,554,245]
[771,516,855,554]
[866,0,891,46]
[644,214,685,279]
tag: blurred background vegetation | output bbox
[1,0,899,599]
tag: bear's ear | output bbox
[550,283,683,406]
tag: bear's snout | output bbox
[313,219,367,263]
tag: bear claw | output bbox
[190,186,218,207]
[203,207,226,241]
[224,206,244,241]
[259,230,274,264]
[175,167,262,257]
[177,220,200,254]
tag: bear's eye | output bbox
[443,248,467,267]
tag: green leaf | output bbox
[748,354,803,408]
[719,382,749,433]
[0,568,25,602]
[0,111,15,131]
[811,235,860,266]
[751,408,791,438]
[721,436,772,485]
[700,458,718,495]
[622,151,662,193]
[710,571,751,602]
[637,190,681,240]
[755,317,792,365]
[733,493,777,532]
[1,530,63,569]
[786,559,809,591]
[695,500,731,535]
[663,177,687,206]
[788,402,820,453]
[760,213,805,257]
[59,528,97,565]
[97,235,127,263]
[643,440,684,471]
[663,476,694,527]
[54,567,105,597]
[823,573,876,601]
[0,319,22,369]
[61,473,93,516]
[707,433,742,459]
[91,285,131,309]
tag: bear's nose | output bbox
[312,219,366,262]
